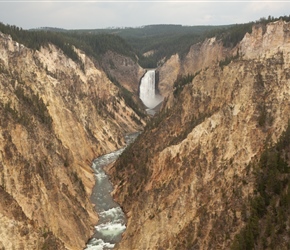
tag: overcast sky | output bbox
[0,1,289,30]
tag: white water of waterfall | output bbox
[139,70,163,110]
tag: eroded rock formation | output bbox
[0,32,146,249]
[110,20,290,249]
[157,36,233,97]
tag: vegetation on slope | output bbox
[0,22,136,66]
[173,71,200,97]
[231,122,290,250]
[1,78,52,131]
[0,23,81,63]
[107,74,147,121]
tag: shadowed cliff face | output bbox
[0,32,146,249]
[110,20,290,250]
[100,50,145,94]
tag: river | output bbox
[85,132,139,250]
[85,69,161,249]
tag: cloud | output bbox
[0,1,290,29]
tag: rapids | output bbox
[85,133,139,250]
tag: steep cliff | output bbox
[0,31,146,249]
[110,20,290,249]
[157,36,233,97]
[100,50,145,94]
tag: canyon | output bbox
[0,19,290,250]
[0,31,146,249]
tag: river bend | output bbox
[85,132,139,250]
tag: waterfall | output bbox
[139,70,163,109]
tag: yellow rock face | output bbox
[0,32,145,249]
[111,20,290,250]
[157,36,234,98]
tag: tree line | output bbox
[0,22,136,67]
[1,15,290,69]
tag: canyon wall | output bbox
[157,36,234,97]
[100,50,145,94]
[0,32,145,249]
[110,20,290,249]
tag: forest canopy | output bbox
[1,15,290,68]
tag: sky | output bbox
[0,1,289,30]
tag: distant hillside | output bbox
[71,17,290,68]
[4,15,290,69]
[22,20,284,68]
[71,24,229,68]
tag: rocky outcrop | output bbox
[0,32,146,249]
[110,20,290,249]
[239,20,290,60]
[157,37,233,97]
[157,54,180,97]
[101,50,145,94]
